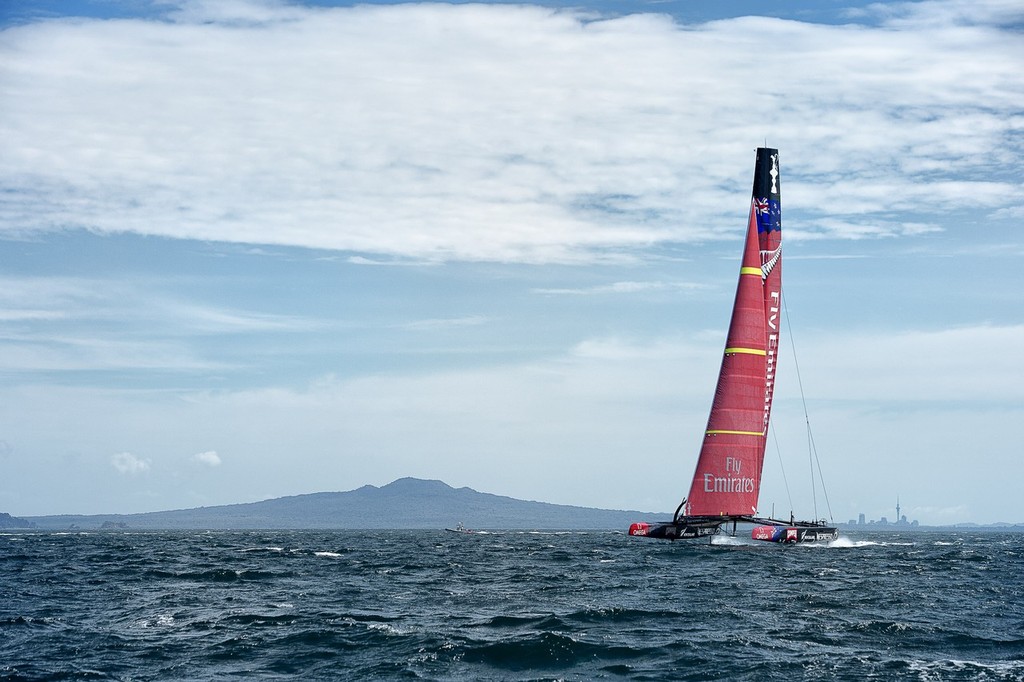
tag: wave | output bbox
[461,631,647,671]
[218,613,301,627]
[143,568,292,582]
[1,615,57,627]
[5,529,1022,681]
[907,658,1024,679]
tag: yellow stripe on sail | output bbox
[724,347,766,356]
[706,429,765,437]
[740,267,762,276]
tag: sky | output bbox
[1,0,1022,525]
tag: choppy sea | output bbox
[2,529,1022,681]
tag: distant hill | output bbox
[0,512,35,529]
[24,478,667,531]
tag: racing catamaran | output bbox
[629,148,837,544]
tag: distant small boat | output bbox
[445,522,476,534]
[628,148,837,544]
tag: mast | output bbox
[684,148,782,517]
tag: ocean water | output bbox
[2,530,1022,681]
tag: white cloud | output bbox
[532,281,707,295]
[158,301,311,334]
[909,505,970,521]
[3,319,1022,520]
[859,0,1024,28]
[794,323,1024,403]
[400,316,490,331]
[345,255,431,266]
[193,450,222,466]
[0,275,312,374]
[168,0,309,25]
[1,1,1020,262]
[111,452,151,475]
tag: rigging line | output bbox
[806,420,835,523]
[780,289,834,521]
[770,423,794,516]
[807,412,818,521]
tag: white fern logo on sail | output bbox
[761,245,782,280]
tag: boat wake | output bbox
[826,537,878,548]
[710,535,758,547]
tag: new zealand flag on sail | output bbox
[752,148,781,233]
[754,197,781,233]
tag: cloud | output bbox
[111,452,151,475]
[400,316,490,331]
[0,338,210,375]
[0,275,313,375]
[345,255,432,266]
[3,318,1022,519]
[857,0,1024,27]
[158,301,311,334]
[1,1,1020,262]
[533,280,707,295]
[794,323,1024,403]
[193,450,222,466]
[909,505,969,521]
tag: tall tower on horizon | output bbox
[896,496,901,522]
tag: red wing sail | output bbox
[685,148,782,517]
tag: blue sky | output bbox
[1,0,1022,524]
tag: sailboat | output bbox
[629,148,838,543]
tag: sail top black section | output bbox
[752,147,780,201]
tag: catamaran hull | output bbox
[751,524,838,543]
[628,521,722,540]
[628,517,838,543]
